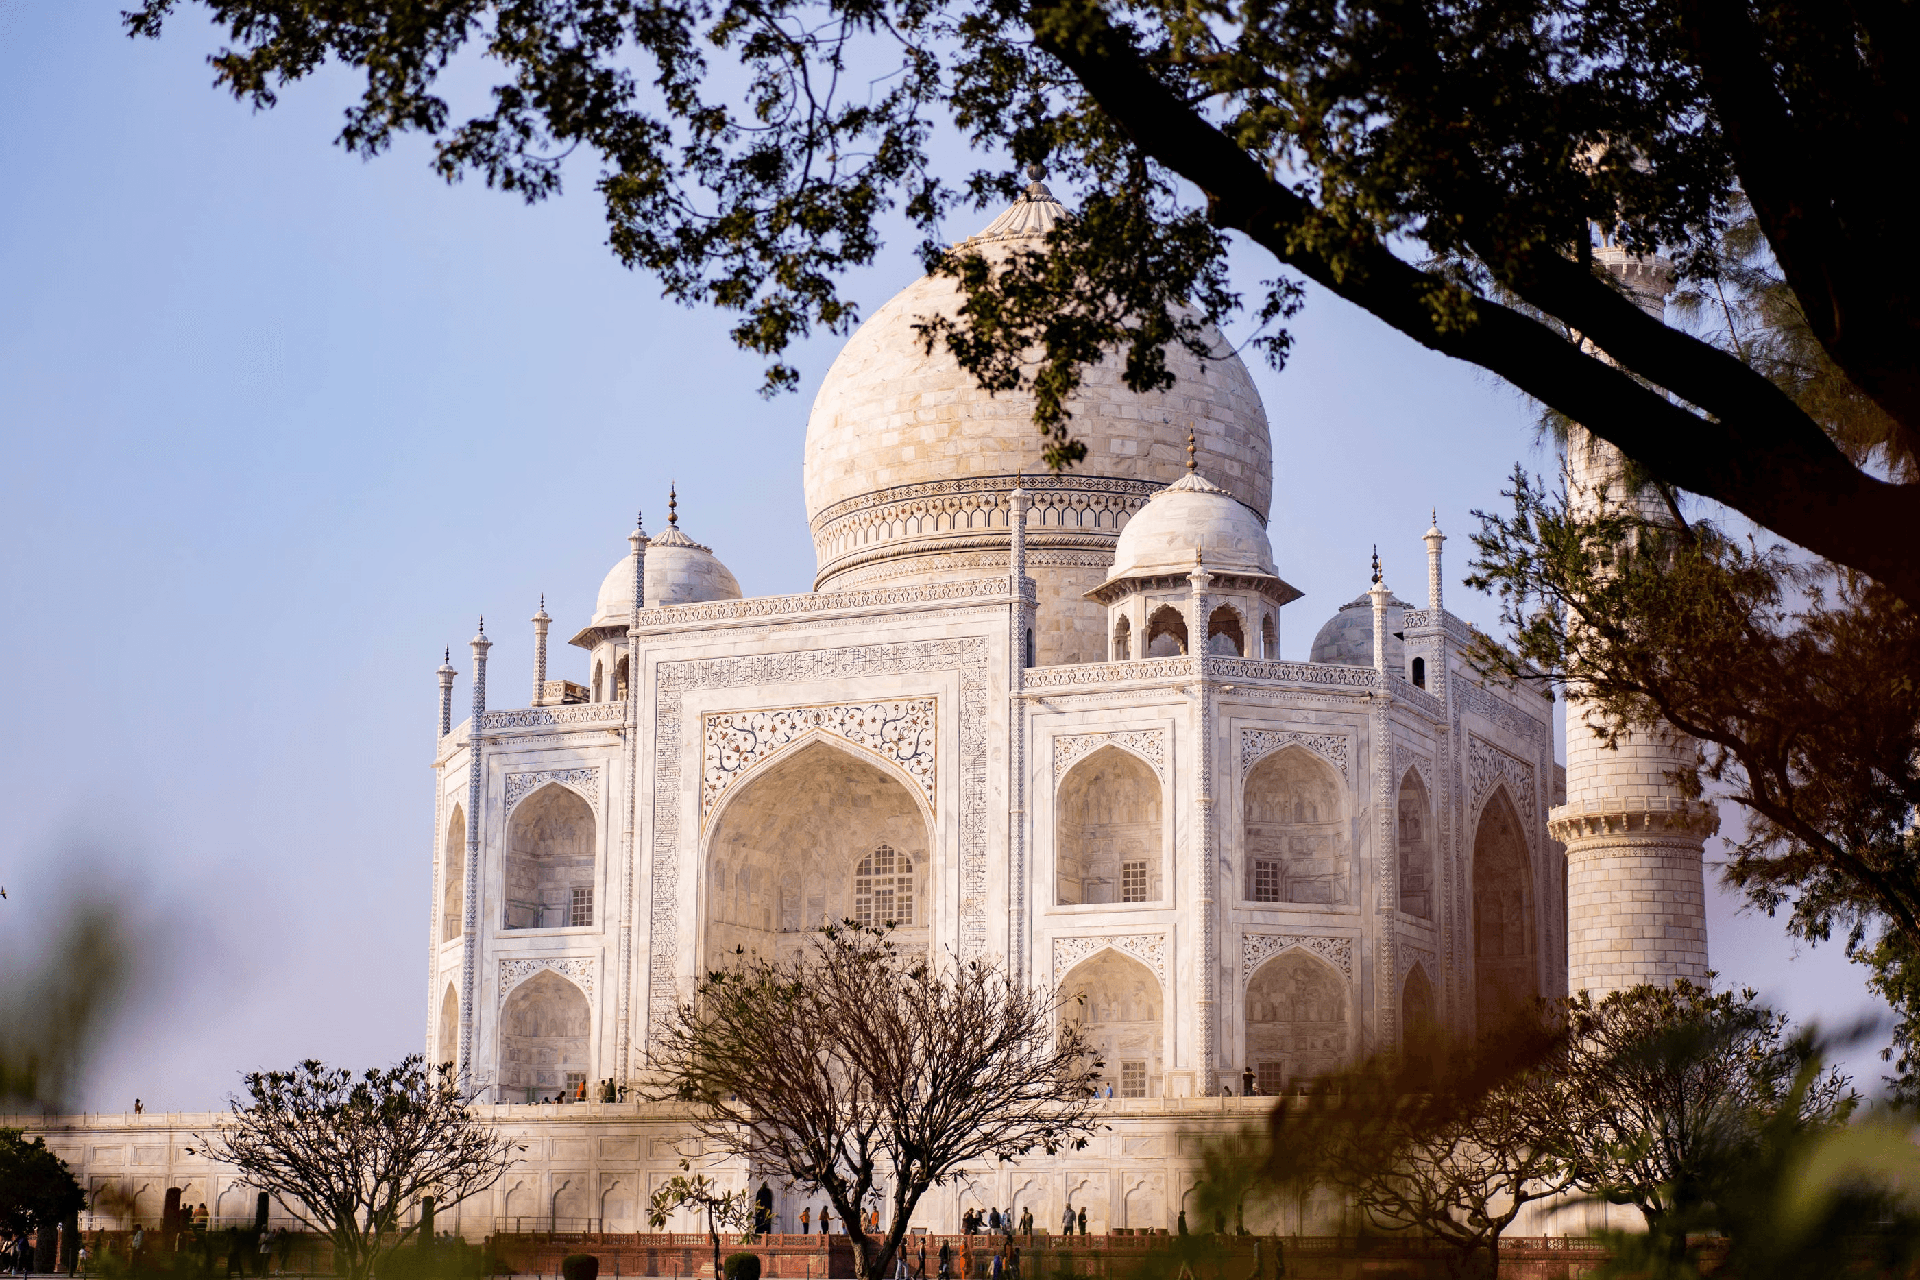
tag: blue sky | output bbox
[0,0,1886,1109]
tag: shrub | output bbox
[724,1252,762,1280]
[561,1255,599,1280]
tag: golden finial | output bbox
[1370,546,1381,585]
[668,483,679,527]
[1186,430,1197,472]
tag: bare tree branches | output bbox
[650,923,1102,1280]
[194,1057,519,1280]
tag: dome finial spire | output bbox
[1371,545,1381,585]
[1186,430,1197,472]
[668,482,679,527]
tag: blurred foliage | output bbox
[1469,475,1920,1097]
[0,898,136,1112]
[0,1128,85,1234]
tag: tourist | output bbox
[937,1241,950,1280]
[1017,1209,1031,1236]
[1242,1068,1257,1097]
[1007,1247,1020,1280]
[77,1243,91,1277]
[819,1207,830,1235]
[989,1251,1003,1280]
[986,1209,999,1234]
[133,1099,143,1115]
[254,1227,272,1278]
[1059,1206,1073,1238]
[131,1225,145,1272]
[1076,1209,1086,1237]
[893,1247,909,1280]
[799,1207,810,1234]
[918,1240,927,1280]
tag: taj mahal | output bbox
[15,179,1720,1242]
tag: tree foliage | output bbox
[1273,1021,1575,1277]
[125,0,1920,600]
[0,1129,85,1236]
[194,1057,519,1280]
[650,923,1102,1280]
[1557,980,1853,1240]
[648,1171,752,1280]
[1468,475,1920,1094]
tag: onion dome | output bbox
[1105,471,1278,582]
[573,491,742,647]
[1309,591,1412,668]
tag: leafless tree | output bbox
[193,1057,518,1280]
[651,923,1103,1280]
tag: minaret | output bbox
[531,596,551,705]
[1368,547,1390,673]
[1551,249,1717,995]
[436,648,457,738]
[1423,513,1445,616]
[458,618,490,1090]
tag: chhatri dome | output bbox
[802,167,1275,665]
[1105,460,1279,582]
[585,486,742,631]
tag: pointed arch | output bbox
[1060,949,1164,1098]
[438,983,459,1066]
[1111,613,1133,661]
[1473,785,1537,1032]
[442,803,467,941]
[1401,963,1436,1053]
[1246,948,1350,1094]
[1397,766,1435,920]
[1145,604,1188,656]
[498,969,590,1102]
[1243,746,1351,905]
[504,783,597,930]
[1207,604,1246,657]
[1056,745,1164,905]
[703,728,936,838]
[592,660,605,703]
[703,737,931,969]
[1260,612,1278,659]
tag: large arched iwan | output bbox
[703,738,931,969]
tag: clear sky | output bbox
[0,0,1886,1110]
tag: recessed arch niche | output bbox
[1397,768,1434,920]
[1473,788,1537,1032]
[1145,605,1188,656]
[1243,747,1350,905]
[1055,746,1163,905]
[438,984,459,1066]
[1402,963,1436,1053]
[1060,950,1164,1098]
[703,737,930,968]
[442,804,466,941]
[498,970,590,1102]
[1207,604,1245,656]
[1245,950,1349,1094]
[504,784,597,930]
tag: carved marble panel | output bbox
[1240,728,1352,784]
[498,957,595,1007]
[1052,728,1168,782]
[1241,933,1354,981]
[504,768,601,815]
[702,699,936,823]
[1468,735,1538,846]
[1051,933,1168,985]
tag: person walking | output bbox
[937,1241,951,1280]
[130,1225,145,1273]
[1007,1247,1021,1280]
[799,1207,811,1235]
[1060,1206,1074,1238]
[918,1241,928,1280]
[1017,1208,1031,1236]
[989,1251,1003,1280]
[819,1207,831,1236]
[1076,1209,1086,1237]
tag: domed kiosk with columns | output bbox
[29,187,1704,1248]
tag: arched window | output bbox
[854,844,914,925]
[1207,605,1245,656]
[1261,613,1278,659]
[1146,605,1188,656]
[1023,628,1035,669]
[442,804,466,941]
[615,655,630,700]
[1112,614,1132,662]
[1411,656,1427,688]
[592,661,604,703]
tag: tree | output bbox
[1467,477,1920,1094]
[194,1057,519,1280]
[1274,1027,1576,1278]
[0,1130,85,1238]
[651,923,1102,1280]
[127,0,1920,600]
[648,1170,752,1280]
[1558,980,1853,1250]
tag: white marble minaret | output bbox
[1550,247,1718,995]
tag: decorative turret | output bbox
[1552,250,1717,995]
[436,648,457,737]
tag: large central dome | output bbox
[801,175,1276,665]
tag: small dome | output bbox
[1104,471,1276,583]
[1309,591,1410,667]
[591,524,741,625]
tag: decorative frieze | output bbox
[1051,933,1168,985]
[1239,728,1352,784]
[504,768,601,815]
[632,577,1013,631]
[480,703,627,733]
[1052,729,1168,782]
[498,957,595,1006]
[702,699,937,823]
[1242,933,1354,981]
[1455,681,1549,747]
